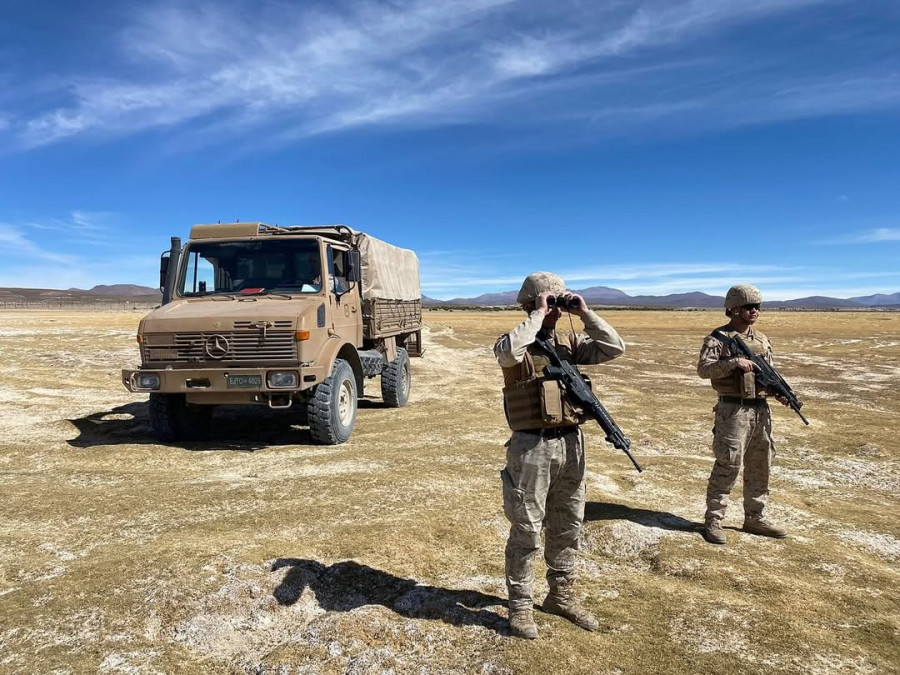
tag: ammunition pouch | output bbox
[712,370,767,398]
[741,371,758,398]
[503,377,586,431]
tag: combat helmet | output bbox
[725,284,762,310]
[517,271,566,305]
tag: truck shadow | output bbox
[66,402,316,451]
[358,392,426,411]
[357,396,390,410]
[271,558,507,634]
[584,501,700,533]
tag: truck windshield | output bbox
[178,239,323,296]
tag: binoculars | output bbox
[546,295,580,309]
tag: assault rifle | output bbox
[533,332,643,473]
[713,331,809,426]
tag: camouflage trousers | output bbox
[501,428,585,610]
[705,400,775,523]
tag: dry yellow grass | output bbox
[0,308,898,674]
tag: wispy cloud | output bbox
[23,211,117,246]
[420,254,900,300]
[0,223,79,266]
[419,250,527,295]
[0,260,159,291]
[4,0,892,151]
[0,217,160,289]
[561,263,792,283]
[819,227,900,245]
[854,228,900,243]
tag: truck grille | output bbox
[142,321,296,364]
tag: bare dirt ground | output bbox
[0,308,898,674]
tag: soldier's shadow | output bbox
[66,401,314,452]
[584,501,701,532]
[271,559,506,633]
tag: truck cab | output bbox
[122,222,422,444]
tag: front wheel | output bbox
[148,393,213,442]
[381,347,410,408]
[308,359,358,444]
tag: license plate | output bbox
[227,374,262,388]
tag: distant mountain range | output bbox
[425,286,900,309]
[0,284,161,303]
[72,284,160,296]
[1,284,898,309]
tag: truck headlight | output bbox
[267,371,299,388]
[136,373,161,389]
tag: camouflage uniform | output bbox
[698,325,776,524]
[495,300,625,617]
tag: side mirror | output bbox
[159,254,170,291]
[346,250,361,283]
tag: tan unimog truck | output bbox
[122,222,422,444]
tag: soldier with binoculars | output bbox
[494,271,625,639]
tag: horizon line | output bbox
[2,282,899,305]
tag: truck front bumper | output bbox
[122,365,328,398]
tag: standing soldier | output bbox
[494,272,625,639]
[698,284,789,545]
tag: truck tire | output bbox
[381,347,410,408]
[149,393,213,442]
[308,359,357,444]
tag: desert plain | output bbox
[0,308,898,674]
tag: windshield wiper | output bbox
[186,292,236,300]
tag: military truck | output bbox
[122,222,423,444]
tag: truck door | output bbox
[327,245,362,345]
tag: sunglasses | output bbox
[741,303,761,311]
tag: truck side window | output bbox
[184,251,217,294]
[293,251,322,291]
[327,246,349,295]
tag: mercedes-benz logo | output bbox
[204,334,230,359]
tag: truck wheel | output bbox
[149,393,213,442]
[381,347,410,408]
[308,359,357,444]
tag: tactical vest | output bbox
[710,327,772,398]
[501,341,588,431]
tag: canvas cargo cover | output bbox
[357,234,420,301]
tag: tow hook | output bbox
[266,393,293,409]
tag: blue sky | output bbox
[0,0,898,300]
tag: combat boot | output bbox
[743,518,787,539]
[542,582,599,632]
[703,519,727,545]
[508,607,538,639]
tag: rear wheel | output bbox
[381,347,410,408]
[308,359,358,444]
[149,393,213,442]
